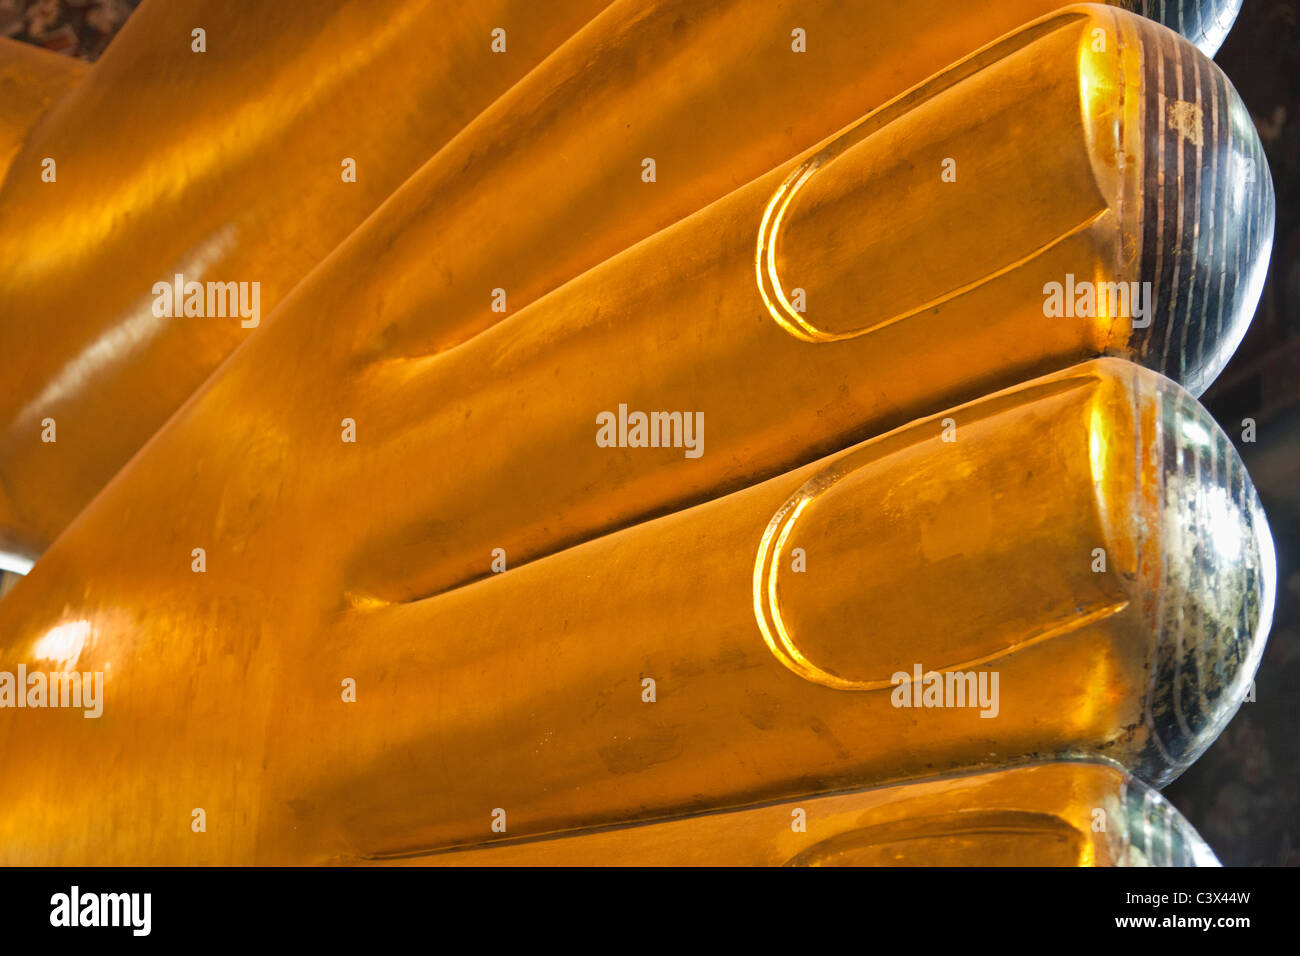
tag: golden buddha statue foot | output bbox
[392,762,1219,867]
[0,357,1269,863]
[0,0,1275,874]
[0,3,1263,563]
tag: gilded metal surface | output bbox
[0,1,1257,560]
[0,0,608,558]
[0,1,1267,867]
[0,359,1270,862]
[401,763,1218,867]
[0,36,86,180]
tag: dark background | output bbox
[1,0,138,61]
[3,0,1296,865]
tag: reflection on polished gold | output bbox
[0,1,1251,560]
[0,359,1270,863]
[0,37,86,181]
[289,360,1270,860]
[401,763,1218,867]
[0,0,609,559]
[215,4,1269,608]
[0,0,1264,867]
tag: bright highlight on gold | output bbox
[0,0,1271,867]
